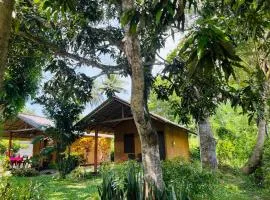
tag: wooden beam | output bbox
[100,117,133,124]
[3,128,36,133]
[94,129,98,174]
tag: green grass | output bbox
[9,175,101,200]
[213,168,270,200]
[6,167,270,200]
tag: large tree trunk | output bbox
[0,0,15,118]
[198,117,218,169]
[122,0,165,193]
[242,118,267,174]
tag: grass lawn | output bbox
[6,167,270,200]
[9,175,101,200]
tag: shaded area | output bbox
[9,175,101,200]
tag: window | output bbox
[124,134,135,154]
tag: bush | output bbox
[57,154,80,178]
[11,168,39,177]
[0,140,22,155]
[98,160,217,199]
[0,177,44,199]
[67,166,92,180]
[2,157,10,171]
[261,139,270,187]
[99,162,168,200]
[190,147,200,161]
[162,158,217,199]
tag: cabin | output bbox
[1,113,113,166]
[1,113,53,158]
[78,96,190,171]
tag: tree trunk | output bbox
[0,0,15,118]
[242,119,267,174]
[122,0,165,194]
[242,79,269,174]
[198,117,218,169]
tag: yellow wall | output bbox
[114,120,190,162]
[164,124,190,160]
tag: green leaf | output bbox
[120,10,134,26]
[155,9,163,25]
[130,23,137,34]
[31,135,45,145]
[197,36,208,60]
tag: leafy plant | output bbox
[67,166,92,180]
[11,168,39,177]
[99,161,191,199]
[0,177,45,200]
[0,140,22,155]
[162,158,217,199]
[57,155,80,178]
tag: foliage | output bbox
[0,177,44,200]
[98,169,124,200]
[261,139,270,187]
[99,161,172,199]
[99,160,217,199]
[35,59,94,176]
[2,157,11,171]
[155,19,242,124]
[70,137,112,164]
[5,166,270,200]
[29,155,42,170]
[0,140,21,155]
[67,166,92,180]
[11,168,39,177]
[211,103,257,168]
[57,154,80,178]
[0,34,44,119]
[148,87,180,123]
[99,74,127,98]
[162,158,217,199]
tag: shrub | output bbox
[0,140,22,155]
[2,156,10,171]
[190,147,200,161]
[0,177,44,199]
[57,154,80,178]
[98,161,188,199]
[98,169,125,200]
[162,158,217,199]
[67,166,92,180]
[28,155,42,170]
[262,139,270,187]
[11,168,39,177]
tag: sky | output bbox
[25,32,185,117]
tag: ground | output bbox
[5,169,270,200]
[9,175,101,200]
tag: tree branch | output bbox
[16,31,123,72]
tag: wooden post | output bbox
[8,132,13,157]
[94,129,98,174]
